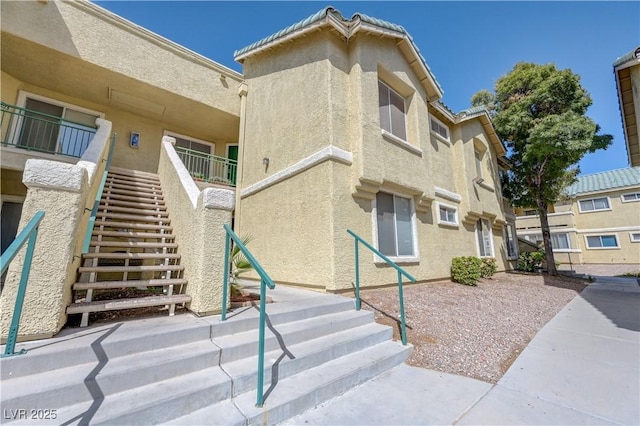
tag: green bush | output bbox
[480,257,498,278]
[451,256,483,286]
[516,251,545,272]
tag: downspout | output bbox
[234,82,249,231]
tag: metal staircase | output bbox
[68,166,190,326]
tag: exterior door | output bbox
[227,144,238,185]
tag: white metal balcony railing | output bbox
[174,146,237,187]
[1,102,97,158]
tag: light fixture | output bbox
[262,157,270,166]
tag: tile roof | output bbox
[233,6,443,95]
[613,46,640,68]
[565,167,640,197]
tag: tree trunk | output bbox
[537,202,558,276]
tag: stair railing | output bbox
[81,133,117,254]
[347,229,415,346]
[0,211,45,358]
[221,224,275,408]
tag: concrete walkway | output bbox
[284,276,640,425]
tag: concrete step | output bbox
[93,220,172,231]
[214,309,374,364]
[96,212,170,223]
[82,252,181,260]
[1,340,220,413]
[1,315,212,380]
[73,278,188,291]
[224,322,393,396]
[164,399,247,426]
[89,240,178,249]
[77,264,184,274]
[92,230,175,239]
[99,193,166,205]
[95,205,169,217]
[67,294,191,314]
[99,199,167,211]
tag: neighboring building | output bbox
[1,2,516,339]
[516,167,640,265]
[614,46,640,167]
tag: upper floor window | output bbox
[378,81,407,142]
[476,218,494,257]
[621,192,640,203]
[430,116,450,143]
[585,234,619,249]
[375,192,415,258]
[504,223,517,259]
[578,197,610,213]
[474,150,483,179]
[436,202,458,227]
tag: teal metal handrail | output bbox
[174,146,237,187]
[0,211,45,358]
[221,224,275,407]
[1,102,97,158]
[347,229,415,345]
[82,133,117,254]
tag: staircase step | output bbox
[1,340,220,414]
[96,212,170,223]
[109,166,161,180]
[224,322,393,396]
[104,182,164,194]
[95,205,169,217]
[164,399,246,426]
[67,294,190,314]
[99,193,166,205]
[78,264,184,274]
[73,278,188,291]
[93,221,172,231]
[89,241,178,249]
[102,187,164,199]
[105,178,162,190]
[82,252,181,260]
[98,199,167,211]
[92,230,175,239]
[213,309,374,364]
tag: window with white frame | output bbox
[504,223,517,259]
[436,202,458,227]
[378,80,407,141]
[621,192,640,202]
[578,197,610,212]
[630,232,640,243]
[474,150,483,179]
[551,233,571,250]
[476,218,493,257]
[167,132,215,181]
[585,235,619,249]
[430,116,449,143]
[376,192,415,257]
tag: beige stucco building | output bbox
[1,2,516,340]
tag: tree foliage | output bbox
[473,62,612,275]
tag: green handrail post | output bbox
[221,232,231,321]
[1,210,45,358]
[221,224,275,407]
[346,229,415,346]
[82,133,117,254]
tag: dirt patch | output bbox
[357,272,587,383]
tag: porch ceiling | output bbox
[1,34,240,141]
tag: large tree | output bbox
[473,63,612,275]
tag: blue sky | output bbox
[96,1,639,176]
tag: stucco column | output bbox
[0,160,90,340]
[234,82,248,231]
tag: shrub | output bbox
[480,257,498,278]
[516,251,545,272]
[451,256,483,286]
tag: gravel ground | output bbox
[357,272,587,384]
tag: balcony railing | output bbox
[174,145,237,187]
[1,102,97,158]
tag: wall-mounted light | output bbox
[220,74,226,82]
[263,157,270,166]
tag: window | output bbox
[378,81,407,141]
[474,150,483,179]
[630,232,640,243]
[551,233,570,250]
[585,235,619,249]
[430,116,449,143]
[436,202,458,227]
[13,94,100,157]
[523,209,537,216]
[476,218,493,257]
[579,197,610,212]
[376,192,415,257]
[504,224,517,259]
[524,234,542,244]
[168,132,216,181]
[622,192,640,202]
